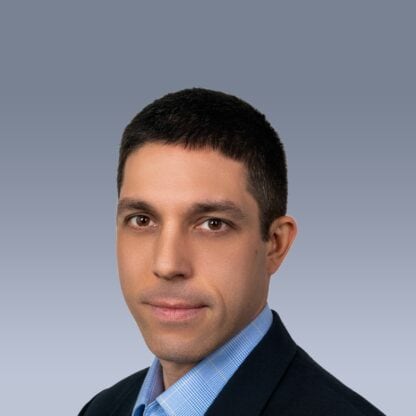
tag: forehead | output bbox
[120,143,258,214]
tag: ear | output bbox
[265,215,297,275]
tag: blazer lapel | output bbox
[108,370,148,416]
[205,310,297,416]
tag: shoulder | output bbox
[78,368,148,416]
[265,346,385,416]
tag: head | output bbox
[116,88,297,370]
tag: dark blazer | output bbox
[78,311,385,415]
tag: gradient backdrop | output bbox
[1,2,414,415]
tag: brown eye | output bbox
[199,218,229,232]
[128,215,153,227]
[208,218,223,230]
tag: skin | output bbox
[116,143,297,389]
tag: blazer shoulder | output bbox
[78,368,148,416]
[266,346,385,416]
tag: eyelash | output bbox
[125,215,232,233]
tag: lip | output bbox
[146,301,207,322]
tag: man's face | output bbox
[117,143,274,366]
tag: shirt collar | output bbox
[133,303,273,416]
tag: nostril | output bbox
[153,270,188,280]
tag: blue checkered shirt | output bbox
[131,303,273,416]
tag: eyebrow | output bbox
[116,197,248,221]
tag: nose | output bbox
[152,226,193,281]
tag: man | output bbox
[79,88,385,415]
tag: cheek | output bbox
[196,239,266,300]
[116,235,151,293]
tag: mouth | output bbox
[145,300,207,322]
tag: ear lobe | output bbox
[266,216,297,275]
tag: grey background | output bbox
[1,2,414,415]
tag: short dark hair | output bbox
[117,88,288,241]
